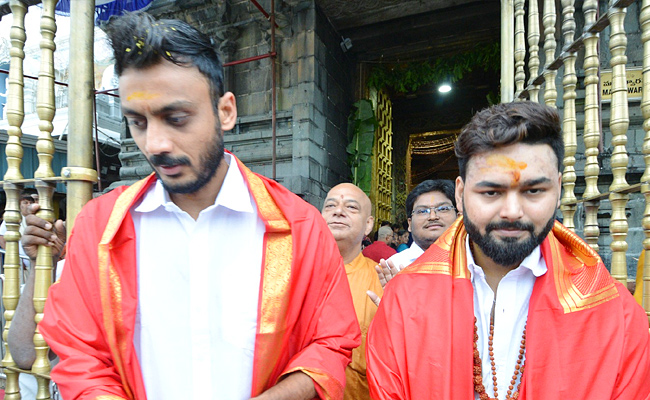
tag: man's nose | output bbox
[144,123,174,155]
[499,192,524,220]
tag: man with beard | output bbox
[39,13,360,400]
[321,183,382,400]
[366,101,650,400]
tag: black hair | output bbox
[106,12,224,111]
[455,101,563,179]
[406,179,456,216]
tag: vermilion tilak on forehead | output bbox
[126,91,161,101]
[481,154,528,185]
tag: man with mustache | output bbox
[367,180,457,305]
[366,101,650,399]
[38,13,359,400]
[321,183,382,400]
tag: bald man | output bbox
[322,183,383,400]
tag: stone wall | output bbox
[148,0,353,208]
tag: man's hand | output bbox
[22,203,66,262]
[367,258,403,307]
[249,371,316,400]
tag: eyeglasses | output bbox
[411,205,456,218]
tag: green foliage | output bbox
[367,42,500,93]
[347,99,378,193]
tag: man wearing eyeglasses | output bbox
[388,180,457,270]
[367,180,457,306]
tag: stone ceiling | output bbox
[315,0,500,62]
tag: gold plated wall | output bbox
[560,0,578,232]
[371,89,393,227]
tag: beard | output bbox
[463,205,555,267]
[149,125,224,194]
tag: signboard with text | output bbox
[600,68,643,102]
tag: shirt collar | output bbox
[134,152,255,215]
[465,235,547,280]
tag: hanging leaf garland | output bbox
[367,42,500,93]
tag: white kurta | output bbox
[467,238,547,400]
[131,153,265,399]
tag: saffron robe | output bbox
[344,252,383,400]
[39,156,361,400]
[366,217,650,400]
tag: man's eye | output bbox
[415,209,428,215]
[527,188,544,195]
[167,115,188,126]
[482,191,499,197]
[127,118,146,129]
[437,206,454,212]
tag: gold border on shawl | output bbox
[549,223,619,313]
[284,367,343,400]
[239,163,293,393]
[399,217,470,280]
[97,177,150,400]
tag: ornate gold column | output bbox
[641,0,650,325]
[2,3,27,400]
[527,0,541,103]
[514,0,526,97]
[542,0,557,107]
[560,0,577,232]
[65,0,96,235]
[31,2,58,398]
[608,3,630,286]
[582,0,601,252]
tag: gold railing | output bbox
[505,0,650,323]
[1,1,97,399]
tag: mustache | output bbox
[485,220,534,234]
[149,154,191,167]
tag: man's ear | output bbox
[455,176,464,212]
[365,216,374,236]
[407,218,412,233]
[218,92,237,131]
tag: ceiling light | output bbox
[438,84,452,93]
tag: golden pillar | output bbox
[2,2,27,400]
[641,0,650,325]
[542,0,557,107]
[582,0,601,252]
[560,0,577,232]
[608,3,631,286]
[527,0,541,103]
[514,0,526,97]
[65,0,96,234]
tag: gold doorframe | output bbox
[406,130,459,192]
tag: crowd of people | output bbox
[1,11,649,400]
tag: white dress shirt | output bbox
[131,153,265,399]
[467,238,547,400]
[386,242,424,270]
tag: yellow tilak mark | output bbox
[126,91,161,101]
[482,154,528,184]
